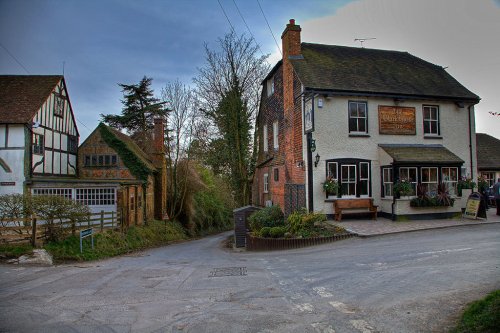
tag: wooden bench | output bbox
[334,198,378,222]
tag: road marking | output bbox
[329,301,355,314]
[313,286,333,298]
[303,277,314,282]
[350,319,375,333]
[416,248,472,255]
[311,322,336,332]
[294,303,314,313]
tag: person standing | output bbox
[493,178,500,216]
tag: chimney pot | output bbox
[290,19,295,25]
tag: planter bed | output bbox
[245,233,355,251]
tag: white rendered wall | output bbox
[0,125,25,195]
[304,96,476,215]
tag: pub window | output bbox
[359,162,370,196]
[423,105,440,136]
[348,101,368,134]
[264,173,269,193]
[33,134,44,155]
[327,162,338,180]
[263,124,268,152]
[382,167,393,197]
[84,155,91,166]
[68,135,78,153]
[274,168,279,182]
[105,155,111,166]
[111,155,117,165]
[341,164,357,197]
[98,155,104,165]
[75,188,116,206]
[421,167,438,196]
[442,167,458,196]
[273,121,279,149]
[91,155,98,166]
[399,167,418,195]
[481,172,495,187]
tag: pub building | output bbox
[252,20,480,220]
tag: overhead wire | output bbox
[256,0,282,55]
[0,42,30,74]
[217,0,236,34]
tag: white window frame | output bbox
[441,167,458,196]
[32,188,72,199]
[359,162,370,197]
[421,167,438,196]
[348,101,368,134]
[76,188,116,206]
[273,121,279,149]
[33,133,44,155]
[399,167,418,196]
[263,124,268,152]
[267,76,274,96]
[423,105,440,136]
[481,171,495,187]
[341,164,357,197]
[382,167,393,197]
[263,173,269,193]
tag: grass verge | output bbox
[0,243,33,259]
[451,290,500,333]
[44,220,187,262]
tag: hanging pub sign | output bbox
[304,101,314,134]
[378,106,416,135]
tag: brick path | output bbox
[331,208,500,237]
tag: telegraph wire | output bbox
[0,42,30,74]
[217,0,236,34]
[256,0,282,55]
[230,0,270,65]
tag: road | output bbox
[0,224,499,333]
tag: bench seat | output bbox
[334,198,378,222]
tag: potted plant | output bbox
[322,177,339,196]
[394,179,413,198]
[457,176,476,197]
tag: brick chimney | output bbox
[153,117,165,156]
[281,19,305,186]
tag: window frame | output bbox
[421,167,439,196]
[32,133,44,155]
[341,164,357,198]
[348,101,368,134]
[273,121,279,150]
[263,124,268,153]
[273,168,279,182]
[53,95,65,117]
[382,167,393,197]
[441,167,459,196]
[267,76,274,96]
[67,135,78,153]
[263,173,269,193]
[399,167,418,196]
[423,105,440,136]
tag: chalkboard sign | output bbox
[463,192,487,220]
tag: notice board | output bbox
[463,192,486,219]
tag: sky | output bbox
[0,0,499,141]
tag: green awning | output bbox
[379,144,464,164]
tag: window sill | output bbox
[349,133,370,138]
[423,135,442,139]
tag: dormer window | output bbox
[267,76,274,96]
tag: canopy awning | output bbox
[378,144,464,165]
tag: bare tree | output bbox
[194,32,269,205]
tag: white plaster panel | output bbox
[0,149,25,195]
[61,134,67,151]
[53,131,60,149]
[53,152,61,174]
[44,151,52,173]
[60,153,67,174]
[33,154,44,173]
[7,125,25,147]
[68,154,77,175]
[0,125,5,147]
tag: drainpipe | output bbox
[391,164,396,221]
[467,105,474,179]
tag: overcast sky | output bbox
[1,0,499,140]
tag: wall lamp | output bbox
[314,153,320,168]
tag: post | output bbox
[100,210,104,232]
[31,215,37,247]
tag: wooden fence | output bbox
[0,210,122,246]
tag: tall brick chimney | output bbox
[152,117,167,220]
[281,19,305,188]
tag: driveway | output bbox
[1,224,499,333]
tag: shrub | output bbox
[269,226,287,238]
[287,209,326,234]
[260,227,271,237]
[248,206,284,232]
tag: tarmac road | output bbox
[0,223,499,333]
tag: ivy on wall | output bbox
[98,123,154,183]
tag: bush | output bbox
[287,209,326,234]
[248,206,284,232]
[269,226,287,238]
[260,227,271,237]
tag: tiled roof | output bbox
[290,43,479,101]
[476,133,500,170]
[0,75,62,123]
[379,144,464,164]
